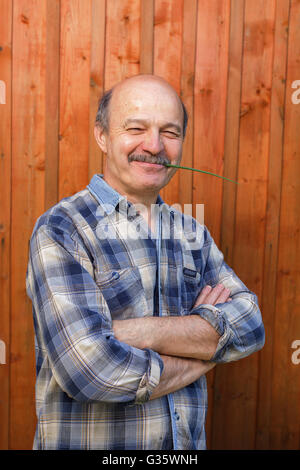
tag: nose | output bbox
[141,129,164,155]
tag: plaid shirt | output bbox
[26,174,265,450]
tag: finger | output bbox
[204,284,226,305]
[214,287,231,305]
[193,285,212,307]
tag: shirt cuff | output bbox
[134,349,164,405]
[190,304,233,362]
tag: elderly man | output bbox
[26,74,265,450]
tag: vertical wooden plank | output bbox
[89,0,106,179]
[180,0,220,450]
[212,0,276,450]
[256,0,290,449]
[153,0,184,206]
[212,0,245,450]
[140,0,154,74]
[235,0,276,308]
[220,0,245,265]
[153,0,183,104]
[270,0,300,450]
[0,0,12,450]
[45,0,60,210]
[10,0,47,449]
[193,8,230,444]
[179,0,197,209]
[59,0,92,199]
[193,0,230,240]
[104,0,141,89]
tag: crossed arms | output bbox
[113,284,231,400]
[27,219,265,404]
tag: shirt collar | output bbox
[87,174,165,216]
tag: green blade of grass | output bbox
[165,163,238,184]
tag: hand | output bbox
[193,283,232,309]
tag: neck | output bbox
[102,175,159,210]
[102,173,160,233]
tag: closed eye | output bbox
[127,127,145,133]
[162,130,180,138]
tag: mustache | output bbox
[128,153,170,166]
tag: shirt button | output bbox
[111,271,120,280]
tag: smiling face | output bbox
[94,75,184,200]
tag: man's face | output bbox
[95,77,184,197]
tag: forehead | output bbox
[110,79,183,126]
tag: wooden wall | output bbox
[0,0,299,450]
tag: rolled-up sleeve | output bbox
[190,227,265,363]
[134,348,164,404]
[26,223,163,404]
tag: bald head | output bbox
[95,74,188,138]
[93,73,186,197]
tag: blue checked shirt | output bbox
[26,174,265,450]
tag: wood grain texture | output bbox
[89,0,106,179]
[59,0,92,199]
[105,0,141,89]
[0,0,12,450]
[44,0,60,210]
[154,0,184,207]
[140,0,154,74]
[270,0,300,449]
[0,0,299,450]
[220,0,245,265]
[193,11,230,446]
[256,0,290,449]
[212,0,277,450]
[212,0,245,449]
[193,0,230,240]
[10,0,47,449]
[180,0,197,208]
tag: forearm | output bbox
[113,315,220,361]
[150,354,215,400]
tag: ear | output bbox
[94,125,108,154]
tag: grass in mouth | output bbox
[164,163,238,184]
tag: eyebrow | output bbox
[124,118,182,134]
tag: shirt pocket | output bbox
[181,266,201,314]
[94,266,148,320]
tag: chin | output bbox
[135,175,166,192]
